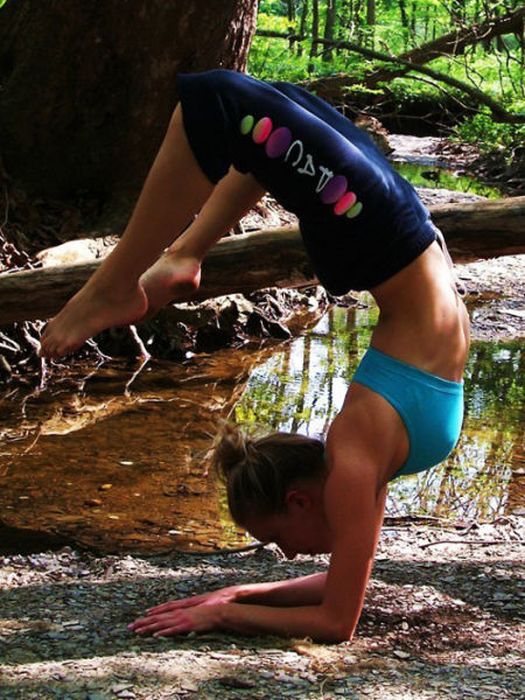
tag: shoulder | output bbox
[327,380,409,484]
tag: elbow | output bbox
[319,615,355,644]
[328,624,354,644]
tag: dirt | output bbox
[459,256,525,342]
[0,518,523,699]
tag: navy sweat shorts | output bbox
[176,69,436,295]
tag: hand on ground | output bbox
[128,602,223,637]
[128,586,240,637]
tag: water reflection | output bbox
[393,161,503,199]
[0,305,522,554]
[0,349,273,554]
[235,306,524,522]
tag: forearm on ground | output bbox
[235,572,327,607]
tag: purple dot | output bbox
[320,175,348,204]
[265,127,292,158]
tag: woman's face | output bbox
[244,486,331,559]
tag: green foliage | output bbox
[253,0,525,151]
[0,0,10,8]
[453,112,525,154]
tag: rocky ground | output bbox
[1,517,524,700]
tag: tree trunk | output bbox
[309,0,320,69]
[398,0,409,49]
[0,0,258,225]
[0,197,523,325]
[298,0,309,56]
[366,0,376,26]
[366,0,376,48]
[287,0,297,51]
[323,0,337,61]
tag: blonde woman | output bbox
[40,70,469,642]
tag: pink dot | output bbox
[252,117,273,144]
[265,127,292,158]
[334,191,357,215]
[320,175,348,204]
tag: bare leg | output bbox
[140,168,266,317]
[39,106,214,358]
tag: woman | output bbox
[39,70,469,642]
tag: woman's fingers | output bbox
[129,614,175,634]
[153,624,188,637]
[129,612,192,637]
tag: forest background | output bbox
[250,0,524,152]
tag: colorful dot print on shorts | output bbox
[345,201,363,218]
[239,114,363,219]
[334,191,356,215]
[252,117,273,144]
[265,127,292,158]
[240,115,254,135]
[321,175,347,204]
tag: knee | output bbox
[168,104,182,131]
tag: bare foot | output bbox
[139,252,201,319]
[39,282,148,358]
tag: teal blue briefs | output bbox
[353,347,464,480]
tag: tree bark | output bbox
[0,197,523,325]
[0,0,258,221]
[322,0,337,61]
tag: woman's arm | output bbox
[219,463,386,641]
[237,572,327,606]
[130,468,385,641]
[130,472,386,642]
[141,571,327,619]
[129,572,328,636]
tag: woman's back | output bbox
[370,242,470,381]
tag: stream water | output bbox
[394,162,503,199]
[0,302,523,554]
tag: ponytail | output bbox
[212,423,325,524]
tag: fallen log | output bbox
[0,197,524,325]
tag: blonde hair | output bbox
[212,423,325,524]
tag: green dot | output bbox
[346,201,363,219]
[240,115,254,135]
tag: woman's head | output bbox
[212,424,330,557]
[213,423,326,522]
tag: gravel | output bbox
[1,518,524,699]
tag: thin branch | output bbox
[311,36,525,123]
[420,538,522,549]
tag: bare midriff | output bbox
[368,241,470,382]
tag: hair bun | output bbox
[211,422,325,525]
[212,422,253,480]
